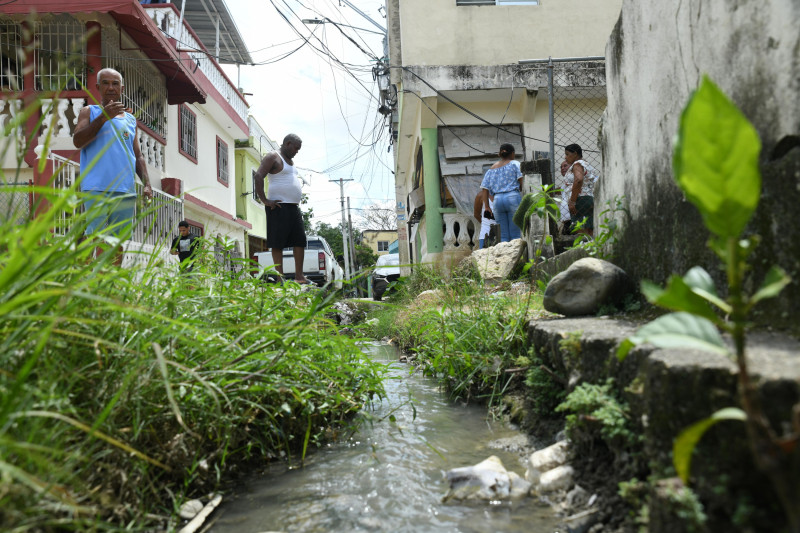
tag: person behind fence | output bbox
[72,68,152,264]
[564,143,600,236]
[474,143,523,242]
[558,160,572,234]
[252,133,310,284]
[170,221,200,272]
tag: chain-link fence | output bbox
[519,57,606,249]
[0,181,32,226]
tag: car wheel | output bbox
[373,279,388,301]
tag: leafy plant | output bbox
[556,378,640,449]
[617,76,799,531]
[568,195,629,259]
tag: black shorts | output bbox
[266,203,307,249]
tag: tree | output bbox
[314,222,378,271]
[357,202,397,231]
[301,192,313,233]
[314,222,344,262]
[354,243,378,270]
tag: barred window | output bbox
[103,30,168,138]
[179,104,197,162]
[251,169,263,204]
[34,16,86,91]
[0,21,23,90]
[216,137,229,186]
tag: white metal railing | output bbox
[103,31,168,138]
[442,213,478,251]
[132,183,183,247]
[144,6,248,124]
[48,153,181,246]
[50,154,79,236]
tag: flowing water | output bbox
[211,342,561,533]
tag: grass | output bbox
[362,266,546,413]
[0,185,386,530]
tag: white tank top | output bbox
[267,153,302,204]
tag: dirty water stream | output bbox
[210,342,561,533]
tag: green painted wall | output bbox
[421,128,443,254]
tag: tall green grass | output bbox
[0,183,385,530]
[363,268,542,411]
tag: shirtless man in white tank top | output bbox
[253,134,309,283]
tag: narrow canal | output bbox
[211,342,561,532]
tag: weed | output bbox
[0,183,386,529]
[556,378,640,449]
[524,347,567,418]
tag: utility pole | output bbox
[347,197,358,296]
[330,177,354,282]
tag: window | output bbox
[34,17,86,91]
[0,21,23,90]
[251,169,263,204]
[216,137,229,186]
[457,0,538,4]
[378,241,389,252]
[179,104,197,162]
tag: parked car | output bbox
[372,253,400,301]
[255,235,343,288]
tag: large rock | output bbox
[527,440,570,484]
[463,238,527,285]
[543,258,633,316]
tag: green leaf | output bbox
[673,76,762,239]
[750,265,791,305]
[641,277,719,323]
[683,267,716,295]
[617,312,730,360]
[673,407,746,484]
[616,338,636,361]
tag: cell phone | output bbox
[483,210,494,220]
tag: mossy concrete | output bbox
[526,316,800,532]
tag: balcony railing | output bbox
[442,213,478,251]
[144,6,248,124]
[48,154,181,249]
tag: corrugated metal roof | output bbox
[180,0,252,65]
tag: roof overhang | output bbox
[179,0,252,65]
[6,0,206,105]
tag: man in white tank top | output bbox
[253,134,310,283]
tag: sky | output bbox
[219,0,394,230]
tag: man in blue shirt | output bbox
[73,68,152,263]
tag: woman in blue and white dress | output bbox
[476,143,523,242]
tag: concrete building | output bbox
[362,229,398,256]
[0,0,251,267]
[235,116,277,263]
[385,0,622,273]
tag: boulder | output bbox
[543,258,633,316]
[462,238,527,285]
[538,465,575,493]
[526,440,569,484]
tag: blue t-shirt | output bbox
[479,160,522,195]
[79,105,137,195]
